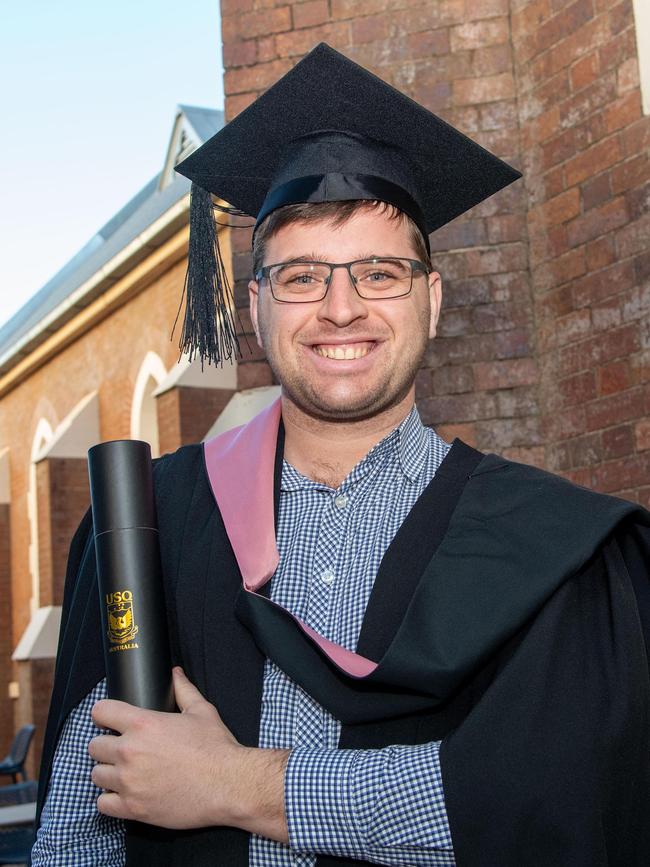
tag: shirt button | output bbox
[320,569,335,585]
[334,494,348,509]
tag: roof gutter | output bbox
[0,195,190,398]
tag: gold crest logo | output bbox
[106,590,139,646]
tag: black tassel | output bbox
[174,183,241,367]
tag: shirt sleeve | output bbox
[285,740,456,865]
[31,678,126,867]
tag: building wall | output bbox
[0,245,192,765]
[220,0,649,504]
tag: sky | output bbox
[0,0,224,329]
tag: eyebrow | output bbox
[274,252,391,263]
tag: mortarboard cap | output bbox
[175,42,521,367]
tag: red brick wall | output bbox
[157,385,236,453]
[512,0,649,505]
[220,0,649,500]
[36,458,90,607]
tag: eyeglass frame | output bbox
[254,257,432,303]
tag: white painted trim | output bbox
[632,0,650,115]
[131,351,168,457]
[34,391,100,461]
[153,353,238,396]
[0,448,9,505]
[28,419,54,614]
[12,605,62,660]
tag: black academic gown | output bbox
[35,436,650,866]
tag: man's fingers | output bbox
[91,762,120,793]
[88,733,121,764]
[172,666,209,713]
[96,791,127,819]
[91,698,142,733]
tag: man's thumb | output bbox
[172,666,205,713]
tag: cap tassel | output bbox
[174,182,241,367]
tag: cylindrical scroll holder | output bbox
[88,439,175,712]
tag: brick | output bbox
[567,196,628,248]
[636,419,650,451]
[450,17,509,51]
[530,188,581,227]
[473,358,539,390]
[597,358,632,395]
[609,0,634,36]
[532,0,595,59]
[292,0,329,29]
[611,153,649,195]
[592,453,650,494]
[568,431,602,465]
[406,28,450,59]
[237,361,275,390]
[275,20,351,56]
[453,72,515,105]
[429,219,488,252]
[592,297,622,332]
[559,70,617,129]
[580,171,611,210]
[585,235,616,270]
[257,35,278,63]
[224,58,292,95]
[486,214,527,244]
[223,6,291,42]
[572,259,635,307]
[465,0,510,19]
[566,135,621,193]
[602,424,634,459]
[330,0,409,19]
[599,25,636,72]
[419,392,498,424]
[604,91,642,134]
[435,422,479,446]
[541,129,577,171]
[472,44,513,77]
[223,40,258,68]
[570,52,600,91]
[432,365,474,394]
[438,308,474,337]
[616,213,650,259]
[465,243,528,276]
[586,387,646,431]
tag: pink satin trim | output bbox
[203,397,378,678]
[203,398,281,591]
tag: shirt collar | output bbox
[281,404,435,491]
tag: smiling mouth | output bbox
[312,342,376,360]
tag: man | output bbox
[33,44,650,866]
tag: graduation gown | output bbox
[35,401,650,866]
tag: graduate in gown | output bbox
[33,44,650,867]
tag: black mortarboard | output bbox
[175,42,521,366]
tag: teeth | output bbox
[314,344,372,359]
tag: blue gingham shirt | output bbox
[33,406,455,865]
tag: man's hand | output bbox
[89,667,289,841]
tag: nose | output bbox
[316,266,368,327]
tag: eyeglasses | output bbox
[254,257,430,303]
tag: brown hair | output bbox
[252,199,431,275]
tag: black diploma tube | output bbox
[88,440,175,712]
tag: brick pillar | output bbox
[511,0,650,503]
[157,385,236,452]
[17,458,90,775]
[0,504,13,757]
[36,458,89,607]
[220,0,541,463]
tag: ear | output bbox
[427,271,442,340]
[248,280,263,349]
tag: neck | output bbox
[281,391,416,489]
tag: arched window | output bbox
[130,352,167,458]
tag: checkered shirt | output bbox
[33,406,456,865]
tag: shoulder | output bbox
[471,449,648,529]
